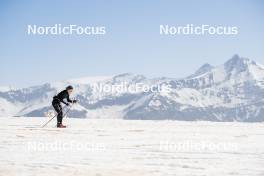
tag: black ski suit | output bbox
[52,90,73,124]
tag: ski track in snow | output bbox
[0,117,264,176]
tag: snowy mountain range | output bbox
[1,55,264,122]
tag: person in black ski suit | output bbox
[52,85,77,128]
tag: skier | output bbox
[52,85,77,128]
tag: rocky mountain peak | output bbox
[224,54,256,73]
[194,63,214,75]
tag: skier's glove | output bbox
[73,100,77,104]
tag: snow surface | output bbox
[0,117,264,176]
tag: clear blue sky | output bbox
[0,0,263,87]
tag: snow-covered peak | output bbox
[111,73,146,84]
[0,86,14,92]
[68,76,112,84]
[187,55,264,85]
[224,54,256,73]
[194,63,214,76]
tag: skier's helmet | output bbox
[66,85,73,90]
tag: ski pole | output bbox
[62,103,73,119]
[64,99,77,119]
[57,103,74,127]
[41,105,67,128]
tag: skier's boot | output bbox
[57,123,66,128]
